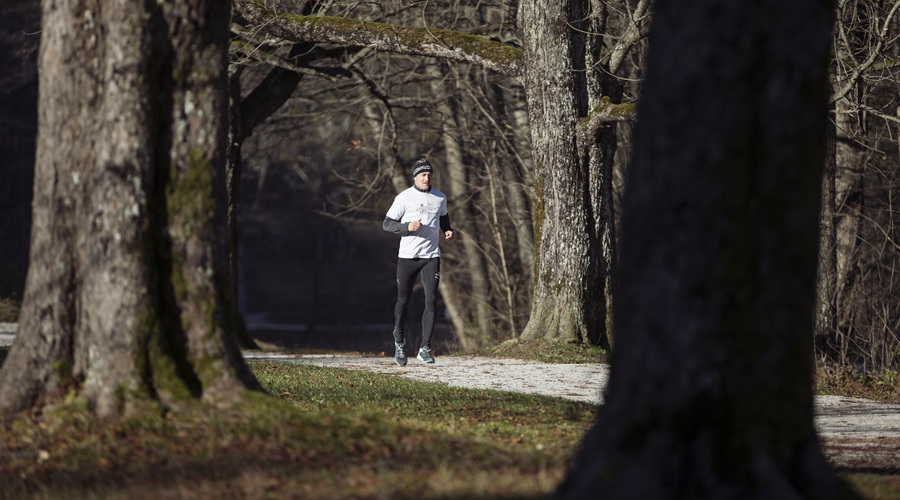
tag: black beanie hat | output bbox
[412,158,433,177]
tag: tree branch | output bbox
[831,0,900,103]
[234,0,525,78]
[579,96,638,140]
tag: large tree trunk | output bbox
[518,0,602,345]
[558,0,851,497]
[0,0,259,418]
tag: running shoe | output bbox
[395,342,407,366]
[417,347,435,364]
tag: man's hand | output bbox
[408,219,422,232]
[444,230,454,240]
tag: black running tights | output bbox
[393,257,440,349]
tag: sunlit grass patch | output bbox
[254,362,596,456]
[0,361,596,499]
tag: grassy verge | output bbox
[478,338,609,364]
[0,361,596,498]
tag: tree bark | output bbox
[495,86,536,291]
[0,0,259,418]
[518,0,602,345]
[832,97,865,362]
[558,0,852,496]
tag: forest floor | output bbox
[3,323,898,474]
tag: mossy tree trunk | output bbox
[557,1,853,497]
[518,0,606,346]
[0,0,259,419]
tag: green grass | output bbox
[0,361,596,498]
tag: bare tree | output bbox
[0,0,259,418]
[557,0,853,496]
[817,0,900,369]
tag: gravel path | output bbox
[3,324,897,470]
[0,323,14,347]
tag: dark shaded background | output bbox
[0,0,449,354]
[0,0,38,301]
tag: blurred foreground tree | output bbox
[0,0,259,418]
[558,0,856,496]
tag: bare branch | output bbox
[234,0,525,78]
[608,0,652,74]
[831,0,900,103]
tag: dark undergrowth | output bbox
[816,360,900,403]
[0,298,19,323]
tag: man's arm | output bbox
[439,214,452,233]
[440,214,454,240]
[383,216,411,236]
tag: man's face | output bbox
[414,172,432,190]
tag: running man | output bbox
[382,158,454,366]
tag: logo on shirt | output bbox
[417,201,441,216]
